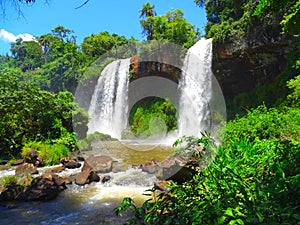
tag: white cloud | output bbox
[0,29,35,43]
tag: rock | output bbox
[101,175,111,183]
[74,170,100,185]
[51,165,66,173]
[82,155,117,173]
[16,173,67,201]
[0,184,23,201]
[11,159,24,166]
[15,163,38,176]
[25,150,40,166]
[140,158,160,174]
[60,157,81,169]
[154,180,173,191]
[155,155,197,184]
[156,156,180,181]
[65,161,81,169]
[17,176,33,187]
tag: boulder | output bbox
[140,158,160,174]
[82,155,117,173]
[11,159,24,166]
[0,173,67,202]
[16,173,67,201]
[101,175,111,183]
[25,150,40,166]
[0,184,23,201]
[15,163,38,176]
[74,170,100,186]
[60,157,81,169]
[155,155,197,184]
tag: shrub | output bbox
[22,141,70,166]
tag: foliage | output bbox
[254,0,300,35]
[21,141,70,166]
[286,74,300,107]
[0,175,18,185]
[140,6,200,48]
[129,97,177,138]
[117,105,300,224]
[0,70,88,159]
[222,105,300,144]
[77,131,116,151]
[81,31,129,59]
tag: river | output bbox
[0,141,173,225]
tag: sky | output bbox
[0,0,207,55]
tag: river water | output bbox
[0,141,173,225]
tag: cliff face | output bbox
[212,38,293,99]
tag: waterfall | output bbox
[87,39,213,140]
[178,38,213,137]
[88,58,130,139]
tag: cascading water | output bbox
[87,39,213,140]
[178,38,212,137]
[88,58,131,139]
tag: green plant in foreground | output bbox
[116,106,300,224]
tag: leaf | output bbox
[225,208,234,217]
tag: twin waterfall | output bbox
[88,39,213,140]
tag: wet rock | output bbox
[156,155,197,184]
[0,184,23,201]
[15,163,38,176]
[17,176,33,187]
[11,159,24,166]
[25,150,40,166]
[16,173,67,201]
[82,155,117,173]
[65,161,81,169]
[101,175,111,183]
[60,157,81,169]
[0,173,67,202]
[74,170,100,185]
[140,158,160,174]
[154,180,173,191]
[51,165,66,173]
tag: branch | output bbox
[75,0,90,9]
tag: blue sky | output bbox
[0,0,206,55]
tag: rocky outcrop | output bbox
[0,173,67,202]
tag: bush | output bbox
[116,106,300,224]
[22,141,70,166]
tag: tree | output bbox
[140,2,157,40]
[81,31,128,58]
[140,8,200,48]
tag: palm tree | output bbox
[140,2,156,18]
[140,3,156,40]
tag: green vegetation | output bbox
[0,175,18,185]
[21,141,70,166]
[116,102,300,224]
[140,3,200,48]
[129,97,177,138]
